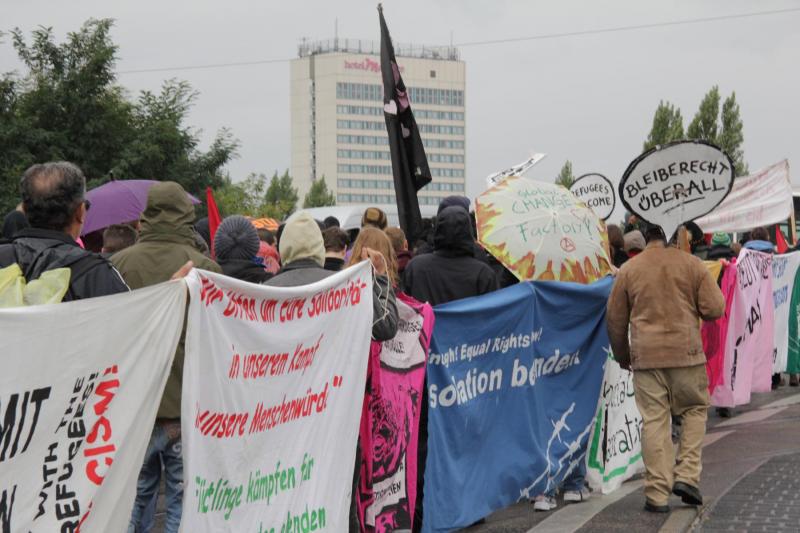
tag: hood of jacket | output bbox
[138,182,196,245]
[280,212,325,267]
[434,206,474,256]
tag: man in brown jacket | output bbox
[607,224,725,513]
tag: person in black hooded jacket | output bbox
[403,205,498,306]
[0,162,128,301]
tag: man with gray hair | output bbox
[0,161,128,300]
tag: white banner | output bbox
[0,281,185,532]
[586,354,644,494]
[772,253,800,373]
[486,153,547,188]
[696,160,792,234]
[182,265,373,532]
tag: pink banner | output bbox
[357,294,433,532]
[704,261,736,395]
[711,249,774,407]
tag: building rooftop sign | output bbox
[298,38,459,61]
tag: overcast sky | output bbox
[4,0,799,216]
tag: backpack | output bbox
[0,242,105,302]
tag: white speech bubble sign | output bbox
[569,173,616,221]
[619,140,735,240]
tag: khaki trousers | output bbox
[633,364,709,505]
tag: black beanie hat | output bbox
[214,215,260,260]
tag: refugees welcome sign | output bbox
[182,265,373,532]
[0,281,185,533]
[422,279,610,532]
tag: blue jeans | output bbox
[128,423,183,533]
[561,460,587,493]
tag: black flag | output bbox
[379,4,432,242]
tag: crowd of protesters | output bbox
[0,161,793,531]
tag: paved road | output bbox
[468,386,800,533]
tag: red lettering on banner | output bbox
[280,298,306,322]
[194,408,249,438]
[288,335,324,375]
[83,366,119,486]
[199,275,224,306]
[223,291,258,321]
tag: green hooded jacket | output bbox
[112,182,221,419]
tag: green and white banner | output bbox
[586,352,644,494]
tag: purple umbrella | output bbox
[82,179,201,236]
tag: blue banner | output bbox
[422,278,612,532]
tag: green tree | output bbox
[643,101,684,151]
[718,92,748,176]
[263,170,298,220]
[642,86,748,177]
[555,160,575,189]
[0,19,238,214]
[686,86,720,142]
[303,176,336,208]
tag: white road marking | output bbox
[715,406,786,428]
[762,392,800,409]
[702,430,734,448]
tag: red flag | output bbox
[776,226,790,253]
[206,186,221,259]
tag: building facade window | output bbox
[336,82,464,107]
[337,192,448,205]
[337,149,392,160]
[428,153,465,163]
[337,149,463,164]
[338,164,464,178]
[337,134,464,150]
[430,168,465,178]
[337,104,464,121]
[337,134,390,146]
[337,119,464,135]
[422,181,465,192]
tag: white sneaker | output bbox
[564,487,591,503]
[532,495,557,511]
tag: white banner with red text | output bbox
[695,160,792,234]
[0,281,185,533]
[182,265,373,532]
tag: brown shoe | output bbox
[791,375,799,387]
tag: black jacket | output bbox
[218,258,272,284]
[707,244,736,261]
[0,228,129,301]
[403,207,499,306]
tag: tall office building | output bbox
[290,38,465,207]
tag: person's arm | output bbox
[697,264,725,321]
[606,272,631,369]
[371,274,398,341]
[80,261,131,297]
